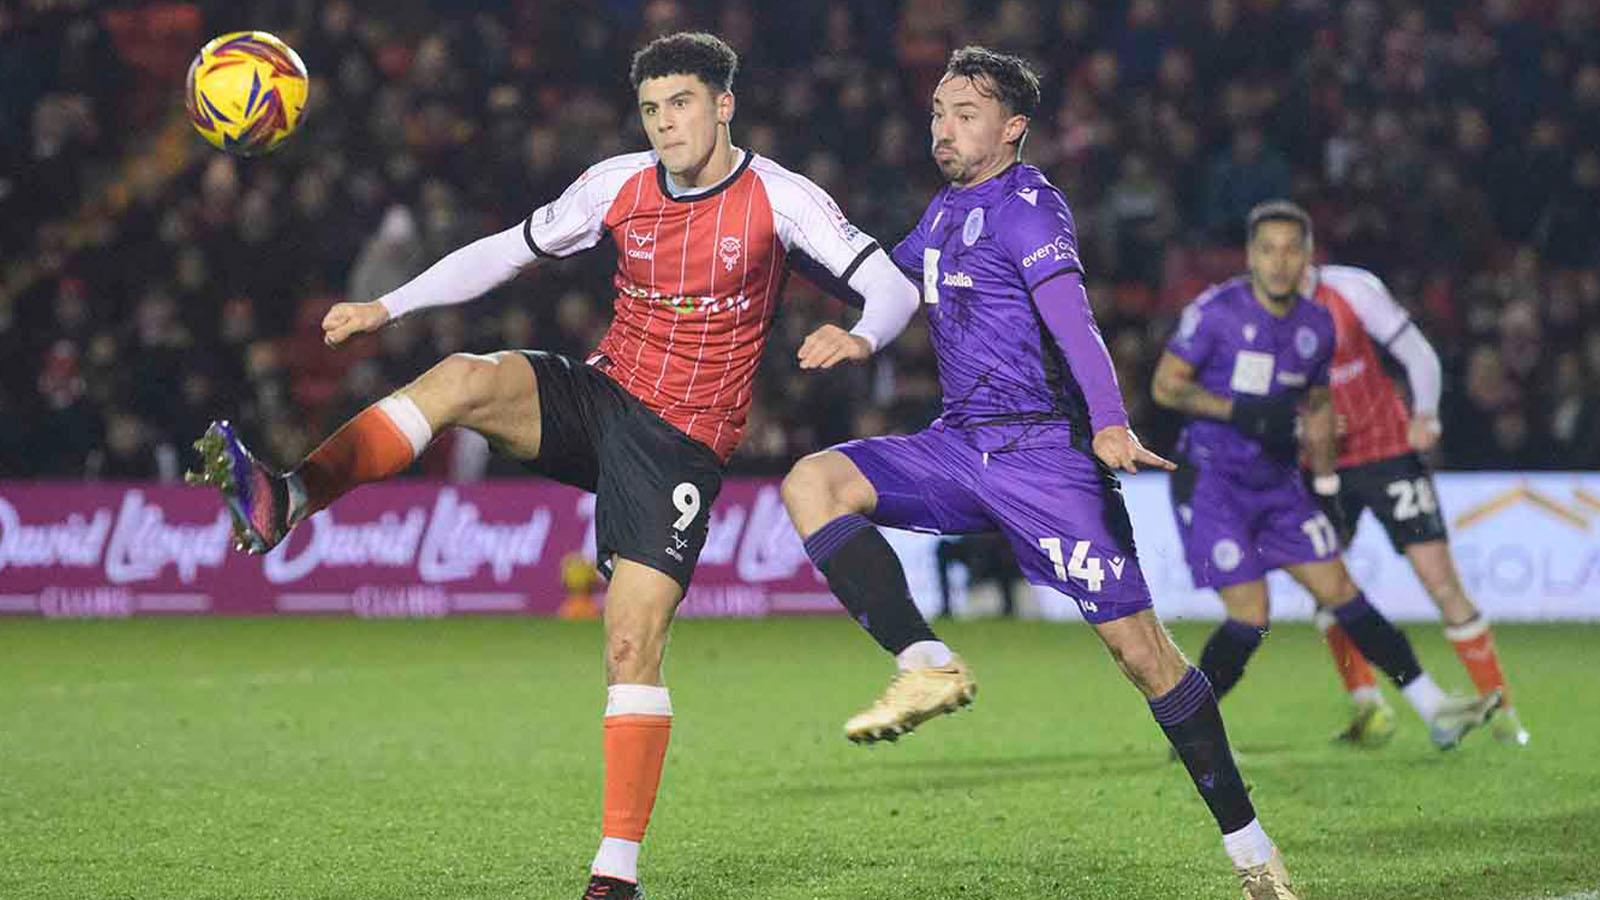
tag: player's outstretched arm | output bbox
[1302,386,1338,477]
[324,224,537,347]
[1325,266,1444,451]
[1391,325,1444,451]
[796,250,919,369]
[1092,425,1176,474]
[797,324,871,369]
[1151,352,1231,420]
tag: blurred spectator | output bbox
[1202,125,1292,240]
[0,0,1596,480]
[348,205,428,306]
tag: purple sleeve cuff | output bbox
[1032,271,1128,436]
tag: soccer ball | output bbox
[185,31,309,156]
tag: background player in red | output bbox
[187,32,921,899]
[1303,262,1529,747]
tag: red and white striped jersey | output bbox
[523,149,880,462]
[1307,265,1412,468]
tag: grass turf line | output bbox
[2,618,1596,899]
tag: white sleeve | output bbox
[521,153,647,259]
[1320,266,1440,416]
[758,160,882,280]
[1321,265,1411,345]
[377,223,535,319]
[844,250,919,353]
[1388,324,1442,417]
[378,153,648,319]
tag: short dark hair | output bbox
[630,32,738,94]
[1247,200,1314,244]
[944,46,1041,121]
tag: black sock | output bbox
[1332,592,1422,687]
[1197,619,1265,701]
[1150,667,1256,833]
[803,513,937,655]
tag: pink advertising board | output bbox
[0,480,836,619]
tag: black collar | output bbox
[656,148,753,204]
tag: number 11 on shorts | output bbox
[1039,537,1104,592]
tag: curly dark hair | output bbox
[943,46,1041,120]
[630,31,738,94]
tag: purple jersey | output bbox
[1166,277,1336,484]
[892,164,1123,453]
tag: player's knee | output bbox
[1419,568,1465,607]
[438,353,512,413]
[781,455,837,514]
[605,630,662,679]
[1310,566,1359,606]
[1107,632,1170,692]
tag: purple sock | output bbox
[1198,618,1265,700]
[803,513,874,569]
[1149,666,1214,725]
[1149,667,1255,833]
[1331,591,1422,687]
[802,513,935,655]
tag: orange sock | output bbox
[594,684,672,882]
[297,396,431,514]
[1316,610,1379,697]
[1444,617,1509,703]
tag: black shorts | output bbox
[519,351,723,590]
[1338,452,1448,552]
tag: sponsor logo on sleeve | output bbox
[1021,235,1077,269]
[1177,306,1202,342]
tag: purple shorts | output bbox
[835,423,1153,624]
[1168,465,1339,589]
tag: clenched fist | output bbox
[322,300,392,347]
[797,324,872,370]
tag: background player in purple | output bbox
[1152,201,1502,753]
[782,48,1301,899]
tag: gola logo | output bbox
[627,248,654,261]
[1022,236,1075,268]
[941,271,974,288]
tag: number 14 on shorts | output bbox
[1039,537,1125,595]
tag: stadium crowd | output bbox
[3,0,1598,480]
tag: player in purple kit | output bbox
[1151,200,1502,752]
[783,48,1301,899]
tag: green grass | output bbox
[1,618,1596,900]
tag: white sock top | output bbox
[895,640,954,671]
[1401,673,1446,722]
[605,684,672,717]
[1221,818,1274,869]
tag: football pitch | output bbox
[3,617,1596,900]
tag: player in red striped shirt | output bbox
[187,32,921,899]
[1304,264,1528,748]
